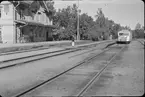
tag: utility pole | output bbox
[77,0,80,40]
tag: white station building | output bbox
[0,1,56,44]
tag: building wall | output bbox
[16,2,53,43]
[0,1,54,43]
[20,26,47,42]
[0,26,1,42]
[16,4,52,25]
[0,1,16,43]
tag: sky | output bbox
[53,0,144,30]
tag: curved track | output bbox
[0,48,79,69]
[137,39,145,46]
[0,46,50,56]
[0,40,114,56]
[0,41,115,69]
[12,44,125,97]
[76,45,125,96]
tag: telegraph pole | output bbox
[77,0,80,40]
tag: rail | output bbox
[76,45,125,96]
[137,39,144,46]
[12,43,123,97]
[0,40,115,56]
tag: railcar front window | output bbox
[119,33,123,35]
[119,33,129,35]
[123,33,129,35]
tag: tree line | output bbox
[132,23,144,39]
[10,0,143,41]
[16,0,142,41]
[1,1,144,42]
[51,3,137,41]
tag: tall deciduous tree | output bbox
[53,4,132,41]
[133,23,144,38]
[52,4,78,40]
[79,13,94,40]
[94,8,111,40]
[95,8,105,28]
[135,23,142,30]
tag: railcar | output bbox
[116,30,132,44]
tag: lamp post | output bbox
[77,0,80,40]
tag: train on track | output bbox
[116,30,132,44]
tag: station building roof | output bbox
[15,20,57,29]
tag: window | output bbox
[119,33,123,35]
[119,33,129,36]
[20,10,23,20]
[0,6,2,18]
[123,33,129,35]
[35,13,39,22]
[0,10,1,18]
[38,14,41,22]
[41,13,44,22]
[4,4,9,15]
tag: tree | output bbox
[95,8,105,28]
[110,24,122,39]
[53,5,132,41]
[45,0,55,20]
[79,13,94,40]
[132,23,144,38]
[52,4,78,40]
[94,8,113,40]
[135,23,142,30]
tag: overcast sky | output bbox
[53,0,144,30]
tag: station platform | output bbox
[0,40,114,54]
[0,41,71,48]
[0,40,93,53]
[0,40,114,68]
[0,47,64,63]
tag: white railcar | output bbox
[117,30,132,44]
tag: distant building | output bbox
[0,1,56,43]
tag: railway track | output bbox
[0,47,85,69]
[0,41,115,69]
[0,40,114,56]
[137,39,145,46]
[12,44,125,97]
[0,46,50,56]
[76,45,125,96]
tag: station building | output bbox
[0,1,56,44]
